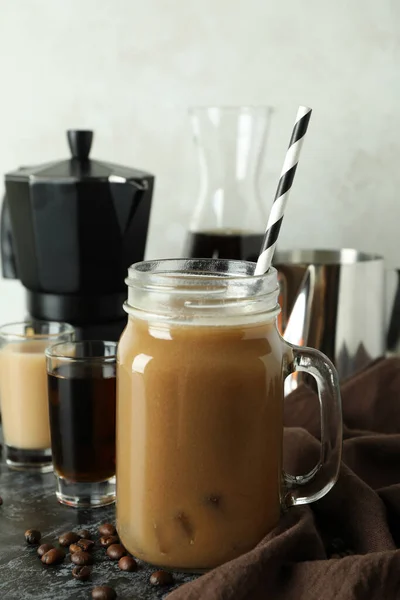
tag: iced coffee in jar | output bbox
[117,258,342,571]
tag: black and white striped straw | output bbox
[254,106,312,275]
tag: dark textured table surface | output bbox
[0,433,196,600]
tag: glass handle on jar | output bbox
[282,345,343,506]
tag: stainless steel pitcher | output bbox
[274,249,398,385]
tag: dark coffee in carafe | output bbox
[184,229,263,261]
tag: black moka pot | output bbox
[1,130,155,340]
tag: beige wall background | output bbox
[0,0,399,320]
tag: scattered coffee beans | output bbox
[25,529,41,544]
[41,548,65,565]
[77,529,92,539]
[92,585,117,600]
[118,555,138,572]
[71,551,93,566]
[72,565,91,581]
[69,544,81,554]
[149,570,174,586]
[106,543,126,560]
[37,543,55,557]
[100,535,119,548]
[98,523,116,536]
[77,538,94,552]
[59,531,80,546]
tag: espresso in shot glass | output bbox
[0,321,74,472]
[46,341,116,508]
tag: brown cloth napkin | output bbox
[169,358,400,600]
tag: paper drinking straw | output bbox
[254,106,312,275]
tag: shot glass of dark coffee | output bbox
[45,340,116,508]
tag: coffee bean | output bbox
[77,529,92,540]
[0,496,3,506]
[25,529,41,544]
[106,543,126,560]
[77,538,95,552]
[118,556,138,572]
[98,523,116,536]
[37,543,55,557]
[72,565,91,581]
[100,535,119,548]
[59,531,80,546]
[149,570,174,586]
[92,586,117,600]
[71,551,93,566]
[69,544,81,554]
[41,548,65,565]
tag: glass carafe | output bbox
[183,106,273,261]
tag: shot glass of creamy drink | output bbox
[0,320,74,471]
[117,259,342,572]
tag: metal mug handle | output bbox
[386,268,400,354]
[282,343,343,506]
